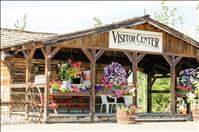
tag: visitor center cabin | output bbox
[1,15,199,118]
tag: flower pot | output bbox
[192,111,199,121]
[116,110,136,124]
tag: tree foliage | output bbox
[152,78,171,112]
[154,1,183,29]
[93,17,103,27]
[14,14,27,30]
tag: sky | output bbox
[1,1,199,40]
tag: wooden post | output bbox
[43,46,51,122]
[163,54,182,115]
[132,53,138,107]
[81,48,104,121]
[170,55,176,115]
[123,52,145,107]
[90,49,96,121]
[23,47,35,118]
[147,72,152,113]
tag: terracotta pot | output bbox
[192,111,199,121]
[116,110,136,124]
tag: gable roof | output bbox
[0,28,58,49]
[43,15,199,49]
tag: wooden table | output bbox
[50,91,90,114]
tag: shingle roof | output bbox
[0,28,58,49]
[43,15,199,49]
[1,15,198,50]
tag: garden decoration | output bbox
[177,68,198,102]
[58,59,84,81]
[50,59,85,93]
[116,104,137,124]
[50,81,61,92]
[103,62,128,97]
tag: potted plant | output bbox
[191,69,199,121]
[58,59,84,83]
[177,68,199,120]
[116,104,137,124]
[50,80,61,93]
[103,62,128,97]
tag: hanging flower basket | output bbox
[102,62,128,97]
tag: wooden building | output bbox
[1,15,199,122]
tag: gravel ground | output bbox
[1,121,199,132]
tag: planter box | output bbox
[192,111,199,121]
[116,110,136,124]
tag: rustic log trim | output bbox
[151,77,156,87]
[174,56,182,65]
[137,53,146,63]
[49,47,61,59]
[147,72,152,113]
[151,90,170,93]
[163,54,172,66]
[81,48,93,62]
[28,48,36,60]
[41,47,47,59]
[95,49,105,60]
[90,49,96,121]
[170,56,176,115]
[123,51,133,63]
[132,52,138,107]
[43,46,51,122]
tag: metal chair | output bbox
[100,95,117,114]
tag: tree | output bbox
[154,0,183,30]
[196,4,199,32]
[153,0,184,112]
[196,4,199,41]
[14,14,27,30]
[93,17,103,27]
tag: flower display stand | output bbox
[116,109,136,124]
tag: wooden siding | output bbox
[56,23,198,58]
[0,60,10,100]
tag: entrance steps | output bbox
[48,112,192,122]
[136,113,192,122]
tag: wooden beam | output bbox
[123,51,133,63]
[174,56,182,65]
[151,77,156,87]
[81,48,93,62]
[90,49,96,122]
[151,90,170,93]
[163,54,172,66]
[49,47,61,59]
[95,49,105,60]
[147,72,152,113]
[43,46,51,123]
[132,52,138,107]
[28,48,36,60]
[22,51,28,59]
[137,53,145,63]
[170,55,176,115]
[41,47,47,59]
[154,75,170,78]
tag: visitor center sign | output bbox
[109,28,163,53]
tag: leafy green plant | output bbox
[58,59,84,81]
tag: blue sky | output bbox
[1,1,199,39]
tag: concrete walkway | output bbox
[2,121,199,132]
